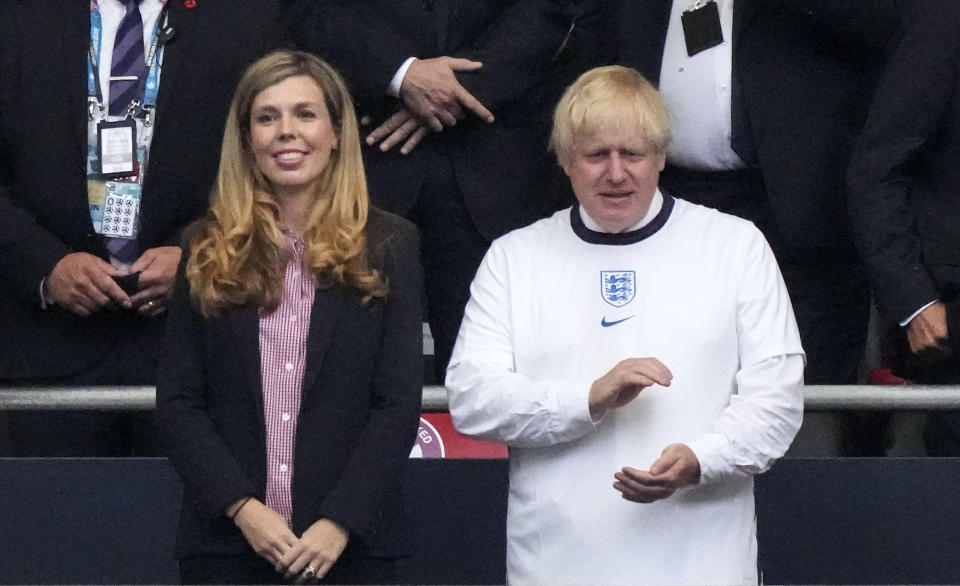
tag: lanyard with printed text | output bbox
[87,3,168,126]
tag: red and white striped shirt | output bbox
[259,233,314,525]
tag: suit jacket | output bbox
[295,0,605,240]
[156,208,423,560]
[615,0,899,250]
[848,0,960,323]
[0,0,283,379]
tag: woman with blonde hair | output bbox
[157,50,423,584]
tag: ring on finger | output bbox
[302,565,317,579]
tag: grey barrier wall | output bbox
[2,457,960,585]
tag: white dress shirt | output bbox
[659,0,744,171]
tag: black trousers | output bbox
[410,153,490,384]
[179,552,396,585]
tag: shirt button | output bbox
[282,413,291,422]
[720,84,729,92]
[285,362,294,372]
[290,315,298,322]
[279,464,288,473]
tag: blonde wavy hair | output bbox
[187,51,386,316]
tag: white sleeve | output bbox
[445,242,598,448]
[387,57,417,97]
[685,229,806,483]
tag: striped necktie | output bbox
[109,0,147,117]
[105,230,140,266]
[105,0,145,264]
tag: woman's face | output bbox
[248,75,339,200]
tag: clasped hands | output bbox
[232,498,348,583]
[46,246,181,317]
[364,56,495,154]
[589,357,701,504]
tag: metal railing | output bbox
[1,384,959,412]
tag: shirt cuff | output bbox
[39,276,53,310]
[555,379,599,438]
[685,432,733,485]
[388,57,417,97]
[900,300,939,327]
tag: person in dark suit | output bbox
[848,0,960,454]
[614,0,899,454]
[0,0,283,455]
[293,1,603,381]
[157,51,423,584]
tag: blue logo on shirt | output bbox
[601,271,636,307]
[600,315,635,328]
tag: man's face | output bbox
[563,128,665,233]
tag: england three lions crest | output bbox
[601,271,635,307]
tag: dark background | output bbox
[1,458,958,584]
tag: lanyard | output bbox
[87,4,167,125]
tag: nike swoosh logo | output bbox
[601,315,635,327]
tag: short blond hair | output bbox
[550,65,671,167]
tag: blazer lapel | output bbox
[228,305,266,429]
[619,0,672,85]
[152,0,199,121]
[226,287,345,424]
[729,0,760,166]
[732,0,760,47]
[300,287,347,399]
